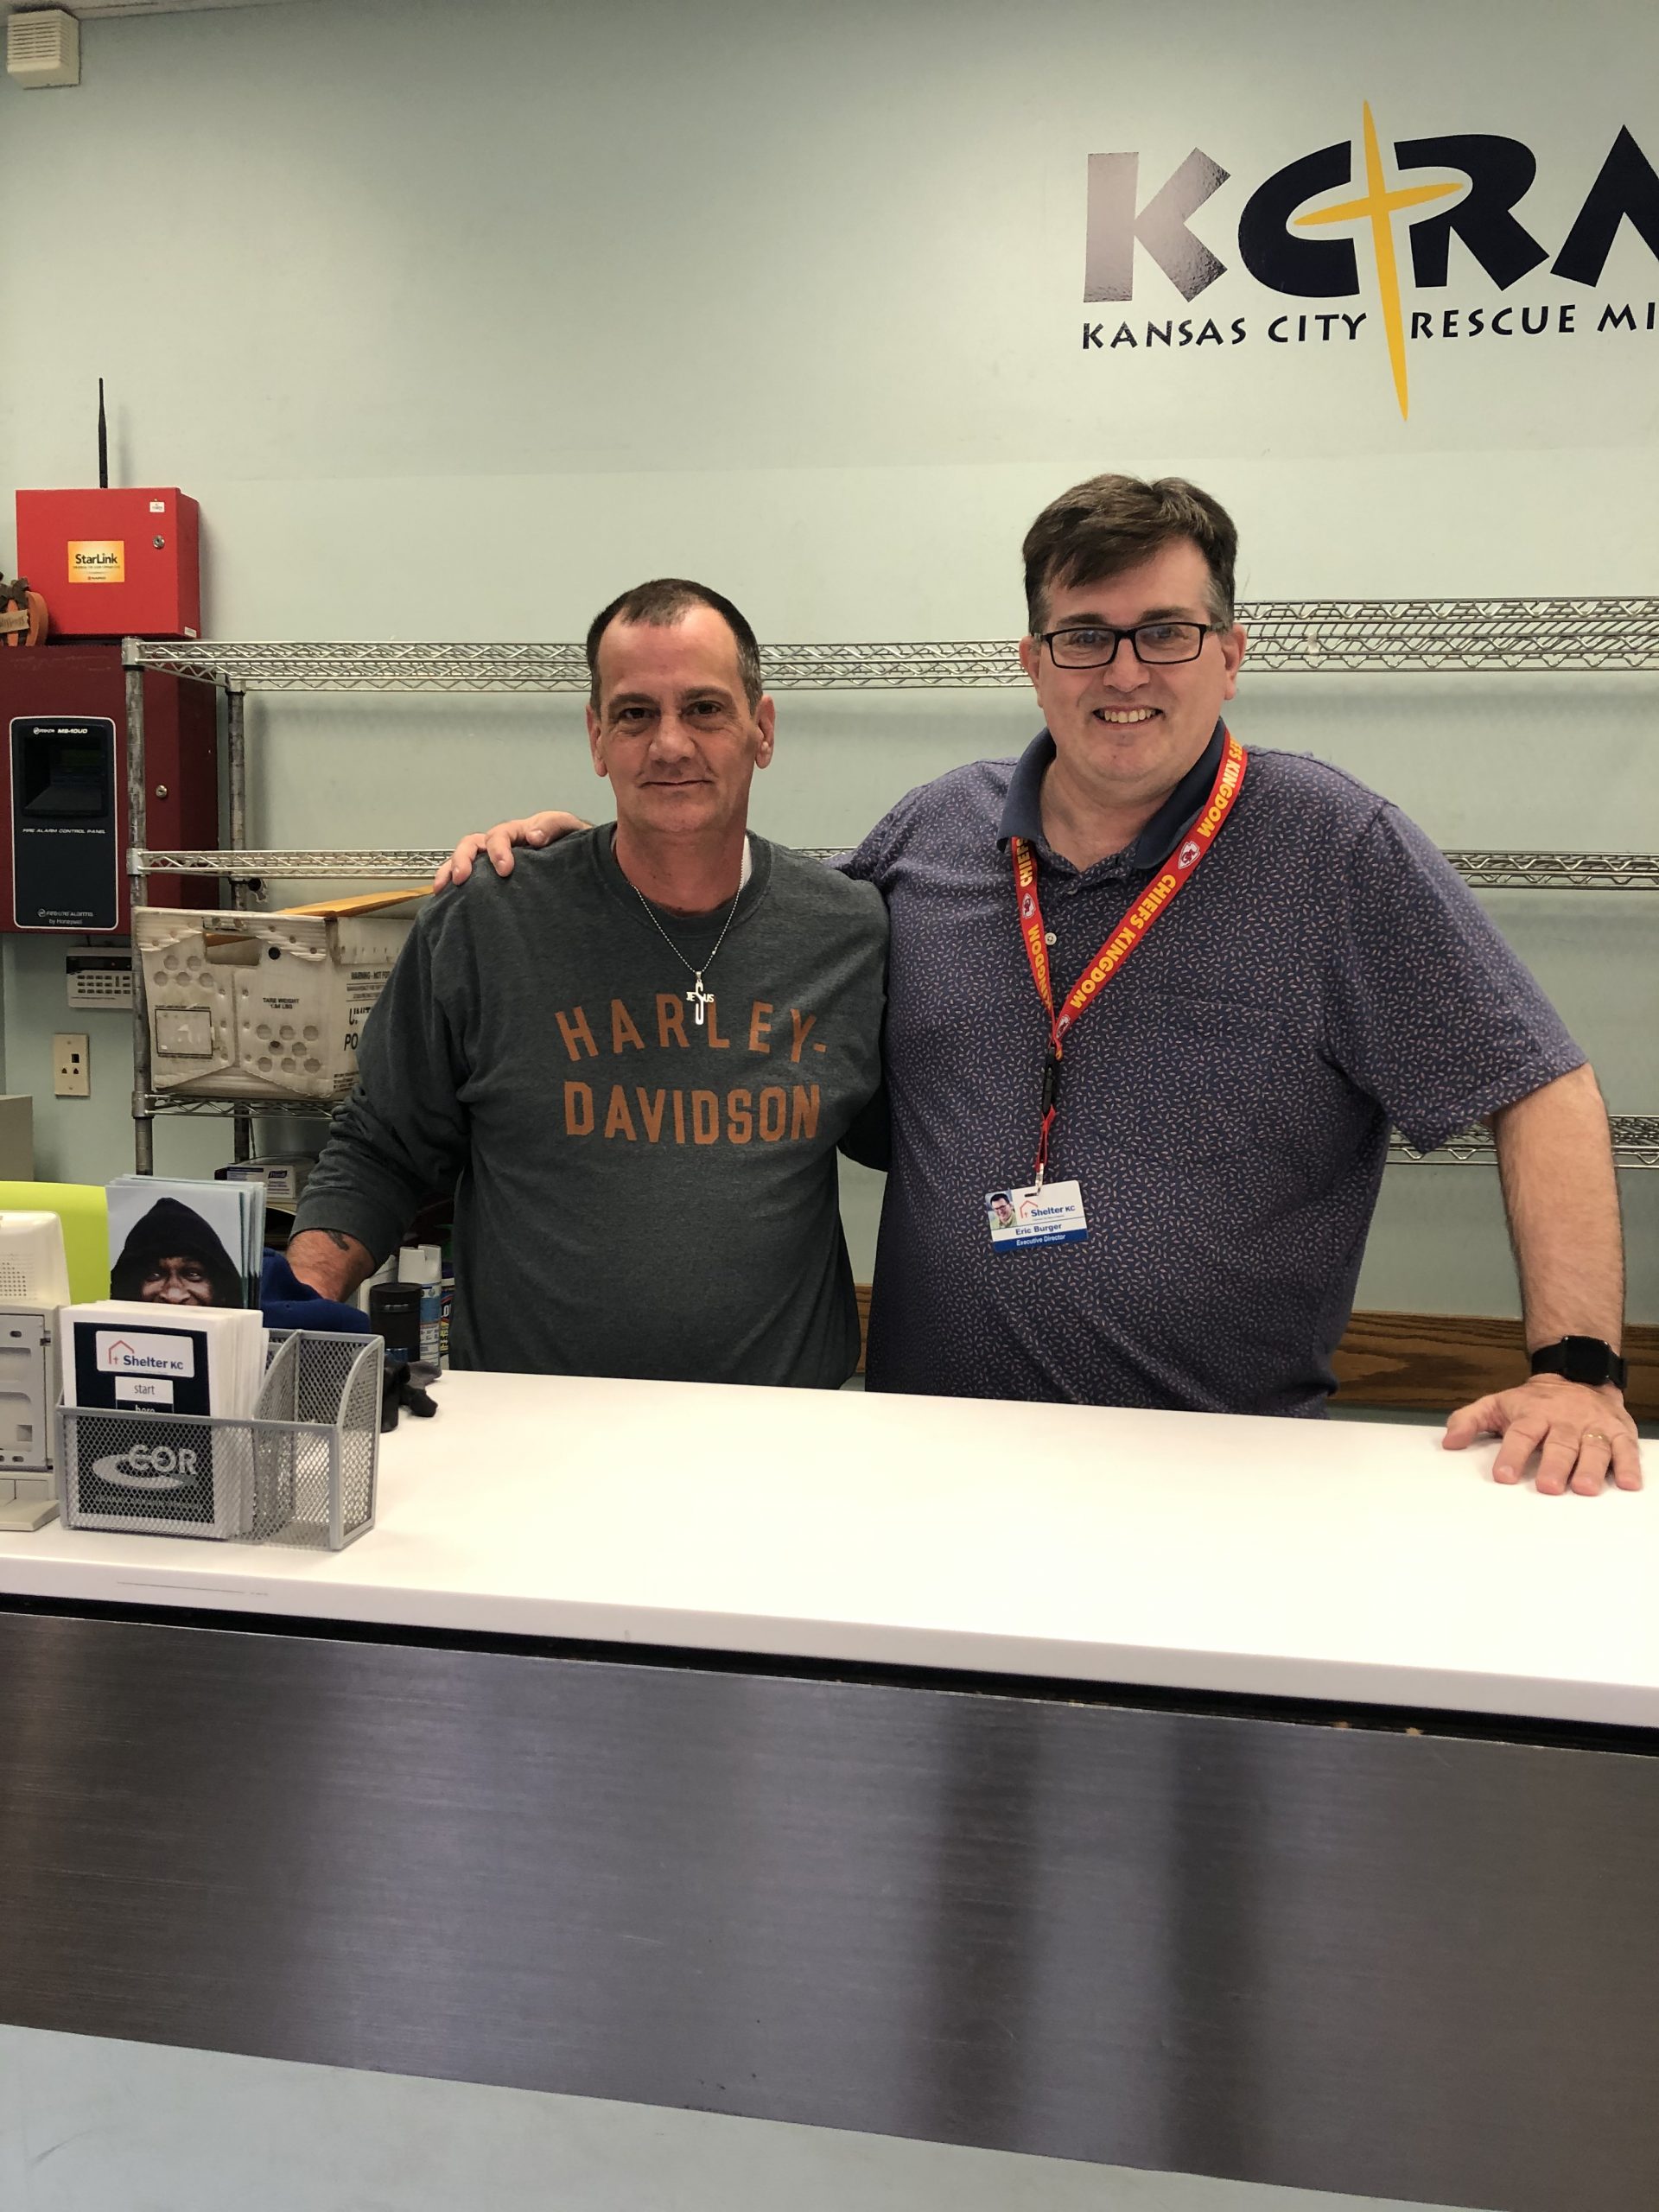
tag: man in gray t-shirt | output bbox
[287,580,886,1388]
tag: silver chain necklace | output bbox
[629,865,745,1028]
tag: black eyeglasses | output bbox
[1039,620,1220,669]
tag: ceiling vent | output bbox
[6,8,79,86]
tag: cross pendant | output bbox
[687,976,713,1027]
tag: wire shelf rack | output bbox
[1438,853,1659,891]
[1236,598,1659,674]
[139,1089,1659,1167]
[137,1094,330,1119]
[1390,1117,1659,1169]
[124,596,1659,690]
[135,847,1659,893]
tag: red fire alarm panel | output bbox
[15,488,200,640]
[0,647,219,932]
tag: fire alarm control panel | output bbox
[11,718,118,931]
[15,486,200,640]
[0,648,219,933]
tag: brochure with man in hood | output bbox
[105,1179,264,1308]
[60,1178,270,1535]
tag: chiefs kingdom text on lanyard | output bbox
[1010,728,1248,1185]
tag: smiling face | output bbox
[1017,539,1246,822]
[587,607,775,842]
[141,1255,216,1306]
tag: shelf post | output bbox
[226,677,249,912]
[124,641,154,1175]
[226,678,251,1165]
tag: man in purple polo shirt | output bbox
[436,475,1639,1497]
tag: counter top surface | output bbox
[2,1370,1654,1727]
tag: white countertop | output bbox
[2,1370,1654,1729]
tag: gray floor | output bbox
[0,2029,1485,2212]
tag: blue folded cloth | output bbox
[259,1249,373,1337]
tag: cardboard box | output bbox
[0,1096,34,1180]
[135,897,423,1103]
[217,1154,316,1207]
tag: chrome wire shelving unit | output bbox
[138,846,1659,895]
[123,595,1659,1172]
[128,1098,1659,1170]
[127,596,1659,688]
[1390,1118,1659,1171]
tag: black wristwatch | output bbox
[1529,1336,1627,1390]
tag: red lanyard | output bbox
[1011,728,1248,1183]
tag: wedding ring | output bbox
[1583,1429,1611,1446]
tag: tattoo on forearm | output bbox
[322,1230,355,1253]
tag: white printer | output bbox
[0,1211,71,1530]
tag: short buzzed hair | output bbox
[1021,474,1239,632]
[585,578,764,710]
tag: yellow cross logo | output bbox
[1294,104,1461,420]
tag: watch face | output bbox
[1536,1338,1624,1388]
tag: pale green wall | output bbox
[0,0,1654,1321]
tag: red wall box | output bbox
[0,647,220,933]
[16,488,201,640]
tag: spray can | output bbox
[397,1244,443,1366]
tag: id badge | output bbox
[984,1179,1088,1250]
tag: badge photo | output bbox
[984,1180,1089,1250]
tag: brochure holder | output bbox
[57,1330,381,1550]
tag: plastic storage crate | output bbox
[135,902,416,1102]
[57,1330,381,1549]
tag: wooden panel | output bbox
[1332,1313,1659,1420]
[852,1290,1657,1420]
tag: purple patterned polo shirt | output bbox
[842,722,1583,1415]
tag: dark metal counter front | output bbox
[2,1599,1656,2210]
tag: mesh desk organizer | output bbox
[57,1330,382,1550]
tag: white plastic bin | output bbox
[135,899,419,1102]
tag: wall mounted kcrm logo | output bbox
[1084,108,1659,416]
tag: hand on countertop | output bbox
[1442,1375,1642,1495]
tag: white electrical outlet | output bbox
[53,1033,90,1097]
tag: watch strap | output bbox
[1529,1335,1627,1390]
